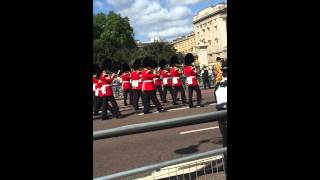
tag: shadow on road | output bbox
[174,145,200,154]
[174,139,213,155]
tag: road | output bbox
[93,88,223,178]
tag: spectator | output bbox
[113,76,121,98]
[202,66,210,89]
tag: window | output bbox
[214,26,217,32]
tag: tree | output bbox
[93,11,136,66]
[140,42,177,64]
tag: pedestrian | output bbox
[214,63,227,174]
[131,58,144,111]
[112,76,121,98]
[141,57,165,114]
[159,59,174,103]
[170,55,187,105]
[202,66,210,89]
[120,63,133,106]
[184,53,204,108]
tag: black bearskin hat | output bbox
[142,57,153,68]
[151,60,158,69]
[170,55,179,66]
[101,57,113,71]
[121,63,131,72]
[132,58,142,70]
[93,63,100,75]
[159,59,167,69]
[184,53,194,66]
[216,57,221,61]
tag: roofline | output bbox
[193,7,226,24]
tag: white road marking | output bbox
[179,126,219,135]
[209,103,217,106]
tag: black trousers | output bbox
[123,89,133,105]
[143,90,163,114]
[155,86,163,101]
[163,86,173,102]
[133,89,144,110]
[188,85,202,107]
[202,78,210,89]
[93,96,113,116]
[101,96,120,119]
[173,86,187,103]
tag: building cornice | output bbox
[193,7,227,24]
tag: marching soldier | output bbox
[170,55,187,105]
[93,68,114,118]
[131,58,144,111]
[141,57,165,114]
[159,59,174,103]
[100,59,122,120]
[120,63,133,106]
[151,60,164,102]
[184,53,204,108]
[93,63,99,109]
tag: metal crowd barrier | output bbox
[93,110,227,140]
[93,110,227,180]
[94,148,227,180]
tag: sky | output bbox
[93,0,226,42]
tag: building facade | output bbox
[193,2,227,67]
[171,32,196,55]
[171,2,227,68]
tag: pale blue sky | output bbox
[93,0,226,42]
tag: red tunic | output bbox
[153,73,161,87]
[141,69,156,91]
[93,76,98,93]
[184,66,198,86]
[170,67,183,87]
[120,72,131,90]
[131,70,143,90]
[100,75,114,96]
[94,81,103,97]
[160,69,172,87]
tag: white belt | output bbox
[143,80,153,82]
[173,77,180,79]
[102,84,111,87]
[163,77,171,80]
[154,78,159,80]
[132,80,142,82]
[122,81,130,82]
[187,76,196,78]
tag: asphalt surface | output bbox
[93,88,223,178]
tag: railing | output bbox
[93,110,227,180]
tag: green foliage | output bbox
[93,12,179,69]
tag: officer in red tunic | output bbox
[131,58,144,111]
[151,60,163,102]
[120,63,133,106]
[159,59,174,103]
[184,53,204,108]
[170,56,187,105]
[100,59,122,120]
[141,57,165,114]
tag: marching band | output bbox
[93,54,226,119]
